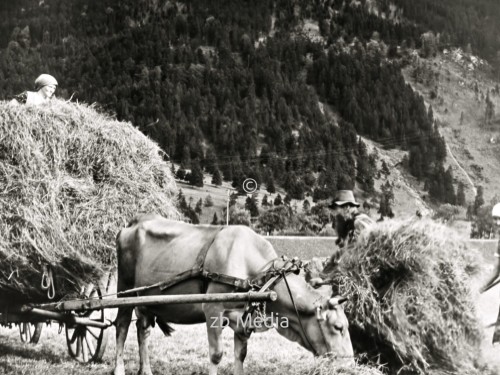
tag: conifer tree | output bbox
[262,194,269,207]
[176,168,187,180]
[378,181,395,218]
[443,167,456,205]
[274,194,283,206]
[456,182,466,207]
[245,194,259,217]
[195,198,203,215]
[267,175,276,194]
[211,212,219,225]
[473,186,484,215]
[177,189,188,211]
[212,168,222,186]
[284,194,292,206]
[189,160,204,187]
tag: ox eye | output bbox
[333,322,344,333]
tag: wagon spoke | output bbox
[70,329,78,344]
[82,336,89,362]
[86,327,100,340]
[76,336,82,358]
[19,323,29,342]
[85,334,95,355]
[65,281,109,363]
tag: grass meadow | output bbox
[0,323,319,375]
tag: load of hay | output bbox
[327,219,488,375]
[0,99,179,304]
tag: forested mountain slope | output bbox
[1,0,498,214]
[402,51,500,203]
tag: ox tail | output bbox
[156,317,175,336]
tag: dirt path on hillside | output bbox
[438,128,477,195]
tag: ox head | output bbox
[272,276,354,362]
[314,296,353,359]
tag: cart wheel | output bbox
[19,322,43,344]
[65,282,109,363]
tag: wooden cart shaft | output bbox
[28,291,278,313]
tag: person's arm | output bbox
[480,239,500,293]
[353,213,374,238]
[9,91,28,105]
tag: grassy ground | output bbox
[268,236,335,259]
[0,323,317,375]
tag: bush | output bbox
[433,204,461,222]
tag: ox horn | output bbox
[315,306,324,321]
[328,296,348,309]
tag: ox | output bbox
[113,214,353,375]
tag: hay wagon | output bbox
[0,274,276,363]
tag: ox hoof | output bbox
[113,366,125,375]
[137,369,153,375]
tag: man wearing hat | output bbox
[10,74,58,106]
[311,190,374,285]
[329,190,374,248]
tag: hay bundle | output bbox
[0,99,179,304]
[328,219,486,375]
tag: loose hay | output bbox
[0,99,179,304]
[296,357,385,375]
[327,219,486,374]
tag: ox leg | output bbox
[204,303,225,375]
[225,311,251,375]
[113,307,133,375]
[233,328,250,375]
[136,308,154,375]
[211,309,251,375]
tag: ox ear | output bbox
[328,295,348,309]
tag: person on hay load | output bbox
[480,203,500,343]
[10,74,58,106]
[310,190,375,287]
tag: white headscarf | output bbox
[34,74,58,90]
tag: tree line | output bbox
[1,0,494,206]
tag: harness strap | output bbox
[118,227,224,297]
[201,271,250,290]
[281,271,319,356]
[193,227,224,269]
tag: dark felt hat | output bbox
[329,190,360,208]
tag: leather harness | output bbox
[117,227,300,297]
